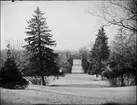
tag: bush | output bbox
[108,75,136,87]
[0,78,29,89]
[26,76,42,85]
[102,67,136,86]
[25,76,57,85]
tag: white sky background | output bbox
[1,1,118,51]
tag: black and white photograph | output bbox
[0,0,136,105]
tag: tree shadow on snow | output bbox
[48,83,110,88]
[32,103,135,105]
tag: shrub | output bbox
[82,59,89,73]
[102,67,136,86]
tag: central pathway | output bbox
[49,59,110,87]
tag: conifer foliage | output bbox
[89,27,110,76]
[24,7,59,85]
[0,44,28,89]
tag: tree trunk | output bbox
[121,75,124,86]
[135,75,137,85]
[57,76,59,79]
[101,75,104,81]
[96,74,99,78]
[41,75,45,86]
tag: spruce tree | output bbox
[24,7,58,85]
[90,27,109,76]
[0,44,28,89]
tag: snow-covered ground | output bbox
[1,61,136,104]
[1,73,136,105]
[1,85,136,105]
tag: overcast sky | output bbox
[1,1,118,51]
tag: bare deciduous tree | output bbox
[89,0,137,39]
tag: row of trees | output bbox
[80,25,136,86]
[80,0,136,86]
[79,47,90,73]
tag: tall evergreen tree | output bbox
[90,27,110,76]
[24,7,58,85]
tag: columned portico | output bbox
[72,59,84,74]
